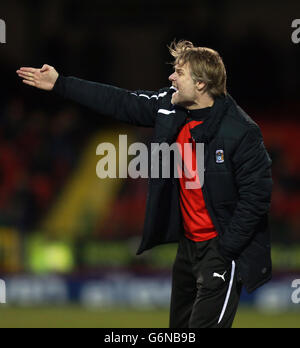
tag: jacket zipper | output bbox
[192,136,224,237]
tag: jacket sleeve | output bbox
[219,124,273,260]
[53,75,159,127]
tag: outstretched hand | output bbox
[16,64,59,91]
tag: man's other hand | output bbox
[16,64,59,91]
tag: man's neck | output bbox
[186,94,214,110]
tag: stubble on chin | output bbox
[171,91,179,105]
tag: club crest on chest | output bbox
[216,149,224,163]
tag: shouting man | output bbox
[17,40,273,328]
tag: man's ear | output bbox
[196,81,206,92]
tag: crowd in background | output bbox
[0,98,84,233]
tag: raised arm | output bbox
[16,65,159,127]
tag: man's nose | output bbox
[169,72,176,82]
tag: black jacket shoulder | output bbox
[217,95,263,145]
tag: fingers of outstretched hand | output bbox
[16,70,38,87]
[17,72,36,84]
[17,71,35,78]
[17,67,39,78]
[22,79,36,87]
[18,67,37,73]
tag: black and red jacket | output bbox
[53,76,273,293]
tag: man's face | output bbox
[169,62,198,107]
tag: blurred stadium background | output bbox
[0,0,300,328]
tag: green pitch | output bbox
[0,306,299,328]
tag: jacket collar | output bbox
[160,92,230,145]
[190,94,229,144]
